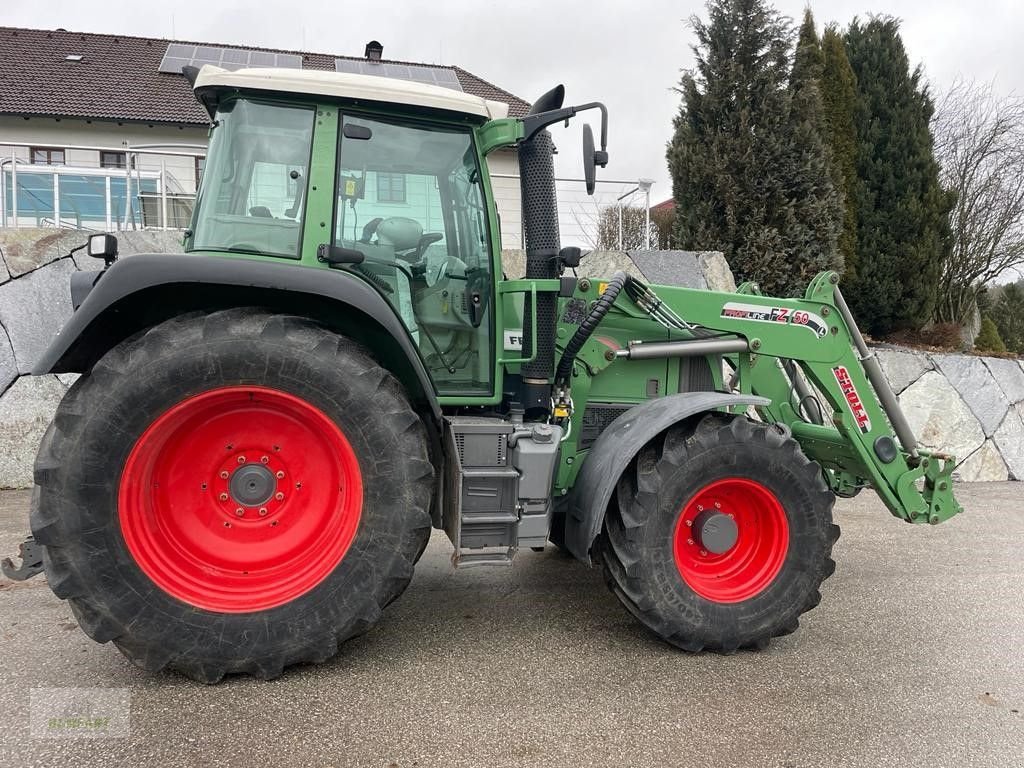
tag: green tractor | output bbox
[13,66,962,682]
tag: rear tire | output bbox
[32,308,433,682]
[597,414,839,652]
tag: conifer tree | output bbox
[791,8,824,89]
[843,17,953,334]
[667,0,841,297]
[820,24,859,280]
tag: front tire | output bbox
[32,308,433,682]
[598,414,839,652]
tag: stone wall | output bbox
[875,347,1024,482]
[0,229,1021,487]
[0,228,185,487]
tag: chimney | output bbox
[364,40,383,61]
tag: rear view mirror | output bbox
[88,233,118,266]
[581,124,608,196]
[582,124,597,195]
[342,124,372,140]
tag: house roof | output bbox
[0,26,531,126]
[650,198,675,213]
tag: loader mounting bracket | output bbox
[895,451,962,525]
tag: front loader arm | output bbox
[609,271,963,525]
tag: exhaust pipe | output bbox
[517,129,560,413]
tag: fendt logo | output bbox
[832,366,872,433]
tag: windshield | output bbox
[188,99,315,258]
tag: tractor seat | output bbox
[375,217,443,263]
[376,217,423,253]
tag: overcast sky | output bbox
[7,0,1023,205]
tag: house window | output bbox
[100,151,127,169]
[31,148,65,165]
[195,155,205,187]
[377,172,406,203]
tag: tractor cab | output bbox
[185,67,513,397]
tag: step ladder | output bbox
[444,417,519,567]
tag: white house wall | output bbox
[0,116,524,245]
[487,149,522,250]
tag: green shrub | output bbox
[975,316,1007,354]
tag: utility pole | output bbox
[638,178,654,250]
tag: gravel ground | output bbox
[0,483,1021,767]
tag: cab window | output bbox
[189,99,314,259]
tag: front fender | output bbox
[32,253,441,422]
[565,391,769,563]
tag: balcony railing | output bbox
[1,141,206,231]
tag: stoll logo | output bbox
[832,365,871,433]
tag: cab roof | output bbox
[193,65,511,121]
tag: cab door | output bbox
[334,113,496,398]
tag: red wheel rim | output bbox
[673,478,789,603]
[119,386,362,613]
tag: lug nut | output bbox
[687,538,694,546]
[219,470,229,479]
[276,471,285,479]
[697,505,703,512]
[223,521,231,528]
[275,492,284,501]
[714,502,721,509]
[219,493,229,501]
[258,507,268,517]
[235,508,245,517]
[700,549,708,557]
[685,520,692,527]
[260,456,270,464]
[237,455,246,464]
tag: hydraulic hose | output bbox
[555,271,628,385]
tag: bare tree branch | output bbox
[595,205,657,250]
[933,78,1024,325]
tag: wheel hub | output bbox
[692,509,738,554]
[229,463,276,507]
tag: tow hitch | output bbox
[2,535,44,581]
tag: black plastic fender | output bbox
[32,253,441,422]
[565,391,770,563]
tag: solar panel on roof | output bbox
[157,44,303,74]
[333,59,463,91]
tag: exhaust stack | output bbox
[517,129,561,413]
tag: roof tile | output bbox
[0,26,530,125]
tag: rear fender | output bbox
[33,253,441,421]
[36,253,448,526]
[565,392,770,563]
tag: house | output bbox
[0,27,529,247]
[650,198,674,216]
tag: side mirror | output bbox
[581,124,609,196]
[88,233,118,266]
